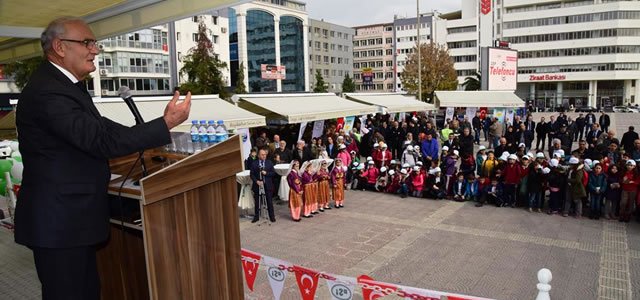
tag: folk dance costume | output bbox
[301,162,317,218]
[317,162,332,211]
[287,162,303,221]
[331,160,346,208]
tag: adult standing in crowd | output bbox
[536,116,548,150]
[14,17,191,299]
[251,149,276,223]
[599,112,611,133]
[621,126,639,154]
[472,112,482,145]
[292,140,312,164]
[273,140,292,163]
[575,113,585,142]
[585,111,596,138]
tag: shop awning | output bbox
[232,93,378,125]
[434,91,525,108]
[343,92,436,114]
[94,95,265,131]
[0,0,249,62]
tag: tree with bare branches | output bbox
[400,43,458,102]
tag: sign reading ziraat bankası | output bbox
[482,47,518,91]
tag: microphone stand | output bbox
[124,99,148,185]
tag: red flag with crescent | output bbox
[337,117,345,131]
[294,265,320,300]
[240,249,261,291]
[358,275,398,300]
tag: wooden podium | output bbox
[97,135,244,300]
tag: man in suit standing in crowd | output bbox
[14,17,191,299]
[251,149,276,223]
[292,140,312,164]
[524,115,536,150]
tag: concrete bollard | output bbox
[535,268,552,300]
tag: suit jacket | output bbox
[15,62,171,248]
[250,159,275,193]
[291,146,312,164]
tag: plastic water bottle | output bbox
[190,120,199,143]
[206,120,217,145]
[198,120,209,147]
[215,120,228,142]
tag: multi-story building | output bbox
[96,26,172,97]
[393,14,434,92]
[499,0,640,108]
[225,0,309,92]
[353,23,395,92]
[174,13,231,86]
[307,18,354,93]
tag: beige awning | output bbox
[233,93,378,124]
[343,92,436,114]
[0,0,249,62]
[94,95,265,131]
[434,91,525,108]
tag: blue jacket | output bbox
[421,138,439,160]
[587,172,607,194]
[465,180,479,196]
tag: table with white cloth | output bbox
[235,170,254,210]
[274,163,291,201]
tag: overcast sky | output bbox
[305,0,462,27]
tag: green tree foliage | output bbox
[400,43,458,102]
[2,56,45,90]
[234,62,247,94]
[462,71,481,91]
[341,73,355,93]
[179,19,229,99]
[313,70,327,93]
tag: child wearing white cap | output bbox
[562,157,586,218]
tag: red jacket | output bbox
[503,163,522,185]
[411,172,425,191]
[373,149,392,168]
[621,170,639,192]
[362,167,379,184]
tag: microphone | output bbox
[118,86,145,125]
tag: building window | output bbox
[386,61,392,67]
[247,10,277,92]
[212,16,218,25]
[192,16,199,23]
[212,35,219,43]
[192,33,198,42]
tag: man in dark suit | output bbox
[599,112,611,133]
[524,115,536,150]
[587,123,602,148]
[535,117,548,150]
[273,140,292,163]
[250,149,276,223]
[14,17,191,300]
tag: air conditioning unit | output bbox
[221,27,227,33]
[101,90,108,96]
[99,69,108,76]
[98,44,104,50]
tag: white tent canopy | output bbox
[233,93,378,124]
[94,95,265,131]
[434,91,525,108]
[343,92,436,114]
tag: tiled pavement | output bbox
[240,190,639,300]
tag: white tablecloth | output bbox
[235,170,254,210]
[274,164,291,201]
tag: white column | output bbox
[529,83,535,104]
[92,59,101,98]
[623,80,633,104]
[589,80,598,108]
[274,17,282,92]
[635,79,640,105]
[556,82,563,107]
[303,22,310,92]
[236,11,249,91]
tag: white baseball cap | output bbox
[453,150,459,156]
[367,156,373,161]
[542,167,551,174]
[518,143,526,148]
[390,160,397,165]
[367,160,375,165]
[569,157,580,165]
[339,144,346,150]
[402,163,410,168]
[416,161,423,166]
[413,166,420,171]
[433,167,442,173]
[478,145,486,151]
[584,159,593,167]
[388,170,396,176]
[508,154,518,160]
[536,152,545,159]
[380,167,387,172]
[549,159,559,167]
[522,155,530,160]
[373,143,380,148]
[400,169,408,174]
[442,146,449,151]
[627,160,637,166]
[407,145,414,151]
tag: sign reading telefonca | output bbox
[529,74,567,81]
[481,47,518,91]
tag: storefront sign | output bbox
[261,64,286,80]
[481,47,518,91]
[528,74,567,81]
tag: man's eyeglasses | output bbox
[60,39,100,49]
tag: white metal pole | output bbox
[417,0,422,101]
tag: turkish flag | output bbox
[479,107,488,120]
[294,265,320,300]
[358,275,398,300]
[240,249,261,291]
[337,117,345,131]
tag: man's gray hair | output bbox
[553,138,561,145]
[41,17,85,53]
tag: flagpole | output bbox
[417,0,422,101]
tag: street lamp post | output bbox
[417,0,421,101]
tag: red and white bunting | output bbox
[358,275,398,300]
[326,274,356,300]
[293,265,320,300]
[263,255,290,300]
[240,249,261,291]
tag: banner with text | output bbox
[312,120,325,139]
